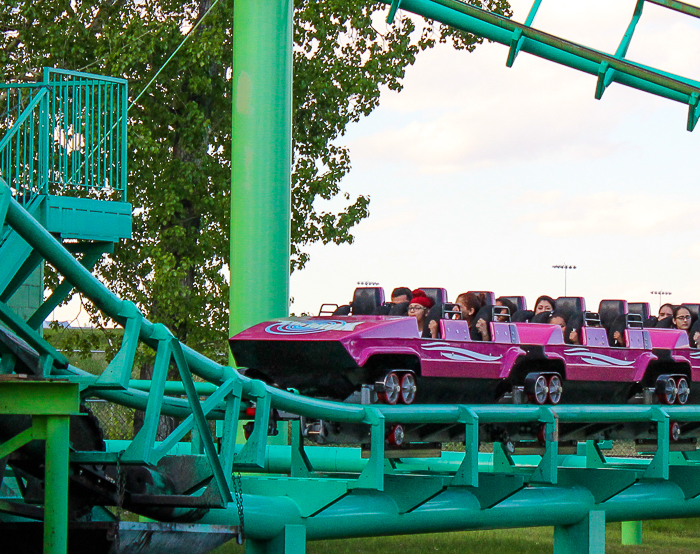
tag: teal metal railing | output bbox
[0,68,128,207]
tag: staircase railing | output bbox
[0,68,128,207]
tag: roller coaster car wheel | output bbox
[378,372,401,405]
[400,373,417,405]
[656,375,678,405]
[388,424,405,446]
[547,375,563,405]
[525,373,549,405]
[537,423,547,445]
[676,377,690,405]
[670,421,682,442]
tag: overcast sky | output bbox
[289,0,700,316]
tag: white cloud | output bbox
[516,190,696,237]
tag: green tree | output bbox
[0,0,511,364]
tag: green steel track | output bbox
[2,1,700,553]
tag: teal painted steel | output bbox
[229,0,293,338]
[0,68,128,207]
[385,0,700,130]
[10,179,700,550]
[5,0,700,543]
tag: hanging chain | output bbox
[233,471,245,544]
[113,451,126,553]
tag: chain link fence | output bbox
[86,400,137,441]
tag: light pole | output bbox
[552,264,576,296]
[650,290,672,308]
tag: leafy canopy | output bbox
[0,0,511,362]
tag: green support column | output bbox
[230,0,293,339]
[554,510,605,554]
[44,415,71,554]
[621,521,643,545]
[0,381,80,554]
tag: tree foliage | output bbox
[0,0,511,362]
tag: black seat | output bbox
[555,297,586,322]
[501,296,526,311]
[682,303,700,322]
[332,305,351,316]
[628,302,650,321]
[351,287,384,315]
[656,316,674,328]
[511,309,534,322]
[419,288,448,306]
[598,300,628,330]
[388,301,409,316]
[469,291,495,306]
[531,311,552,323]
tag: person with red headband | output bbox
[408,289,434,336]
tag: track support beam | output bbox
[246,524,306,554]
[554,510,605,554]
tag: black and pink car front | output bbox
[229,314,697,406]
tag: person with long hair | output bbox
[534,295,555,314]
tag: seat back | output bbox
[625,328,650,349]
[513,323,564,344]
[351,287,384,315]
[598,299,628,329]
[581,327,608,347]
[419,287,448,306]
[628,302,651,321]
[469,291,495,306]
[682,303,700,321]
[441,320,472,341]
[500,296,527,311]
[490,322,519,343]
[646,328,690,349]
[555,297,586,321]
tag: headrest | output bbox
[511,309,534,322]
[469,291,495,306]
[531,310,552,324]
[656,316,674,328]
[500,296,527,311]
[555,297,586,322]
[598,299,628,329]
[352,287,384,315]
[418,288,449,306]
[388,301,409,316]
[628,302,650,321]
[682,303,700,322]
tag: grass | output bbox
[212,519,700,554]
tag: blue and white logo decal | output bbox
[421,342,503,362]
[265,320,364,335]
[564,347,635,367]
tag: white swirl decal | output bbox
[564,347,635,367]
[690,352,700,359]
[421,342,503,362]
[265,320,364,335]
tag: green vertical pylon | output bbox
[229,0,293,341]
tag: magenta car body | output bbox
[229,314,697,405]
